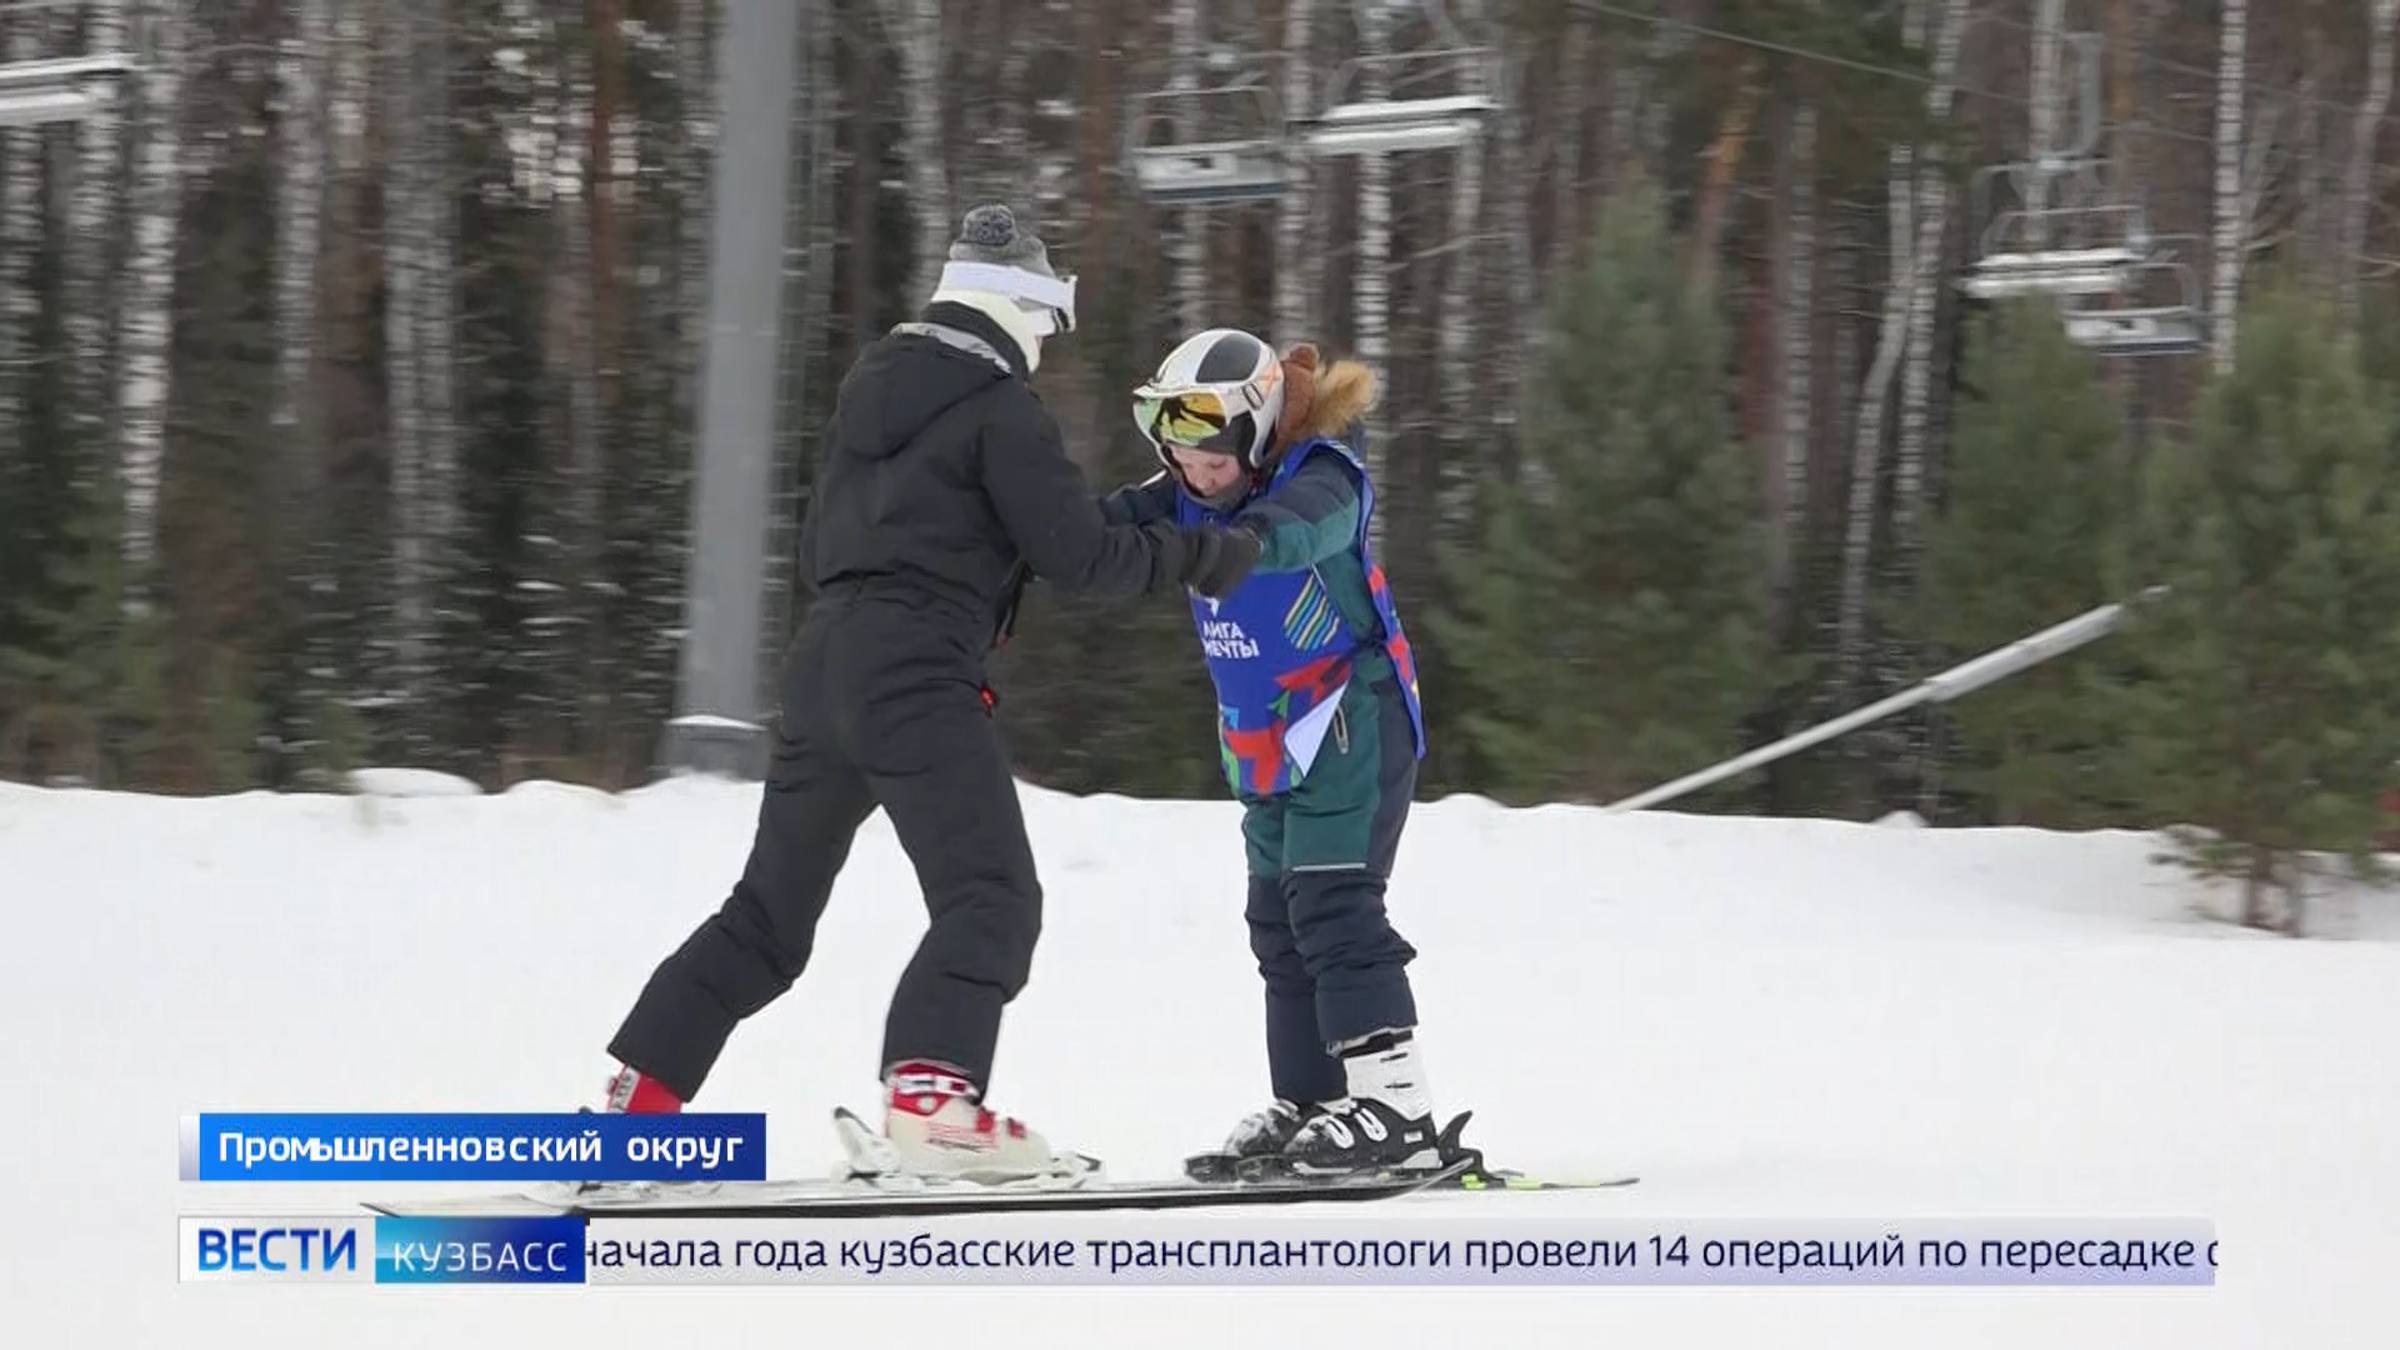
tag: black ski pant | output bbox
[1240,675,1420,1107]
[608,594,1041,1101]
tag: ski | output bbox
[365,1160,1473,1219]
[1182,1109,1638,1193]
[590,1160,1470,1217]
[365,1191,591,1217]
[1434,1167,1641,1193]
[365,1105,1475,1219]
[1189,1156,1638,1193]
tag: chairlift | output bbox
[2059,309,2205,356]
[1128,84,1291,207]
[1963,248,2137,299]
[1297,47,1498,157]
[0,52,133,128]
[2056,256,2206,358]
[1952,29,2202,355]
[1961,202,2154,300]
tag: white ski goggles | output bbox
[938,261,1078,336]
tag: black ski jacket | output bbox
[799,302,1192,647]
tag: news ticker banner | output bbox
[180,1214,2219,1288]
[179,1113,767,1182]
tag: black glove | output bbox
[1182,522,1264,599]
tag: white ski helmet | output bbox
[1132,328,1285,468]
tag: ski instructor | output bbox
[595,205,1261,1180]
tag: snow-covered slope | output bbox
[3,777,2393,1346]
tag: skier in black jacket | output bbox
[599,206,1259,1180]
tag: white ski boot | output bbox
[849,1061,1098,1187]
[1183,1099,1316,1182]
[1280,1029,1444,1177]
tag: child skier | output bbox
[1104,331,1451,1178]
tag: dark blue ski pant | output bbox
[1239,676,1420,1106]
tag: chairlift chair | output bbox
[1297,47,1499,157]
[2056,256,2207,358]
[2059,309,2206,356]
[1962,248,2137,299]
[1961,201,2154,300]
[0,52,133,128]
[1129,84,1292,207]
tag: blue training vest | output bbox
[1173,438,1427,797]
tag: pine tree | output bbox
[157,54,283,792]
[1435,184,1769,804]
[2125,281,2400,934]
[1920,301,2136,827]
[0,111,79,777]
[595,0,711,784]
[437,0,569,783]
[0,465,165,785]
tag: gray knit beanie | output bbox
[948,205,1056,280]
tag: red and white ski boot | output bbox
[602,1063,684,1115]
[544,1064,688,1204]
[858,1061,1098,1186]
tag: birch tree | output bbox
[383,3,425,676]
[415,7,456,668]
[0,9,42,471]
[383,0,456,689]
[1774,101,1816,602]
[1836,151,1913,685]
[1169,0,1204,330]
[994,29,1031,213]
[589,0,625,443]
[2302,20,2331,276]
[71,1,129,562]
[1830,207,1859,532]
[1273,0,1316,343]
[559,13,601,582]
[882,0,947,301]
[1437,0,1487,456]
[276,0,330,477]
[1496,13,1540,458]
[1837,0,1965,688]
[118,0,183,576]
[677,0,711,446]
[2344,0,2397,313]
[1021,1,1070,233]
[2025,0,2065,237]
[760,0,839,699]
[2211,0,2248,374]
[1892,0,1966,582]
[1552,14,1587,277]
[1354,0,1391,531]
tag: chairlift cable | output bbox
[1565,0,2219,150]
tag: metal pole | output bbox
[1604,590,2163,813]
[661,0,804,778]
[1605,684,1944,814]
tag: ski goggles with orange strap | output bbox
[1133,388,1244,454]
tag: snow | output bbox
[3,775,2396,1346]
[345,767,484,797]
